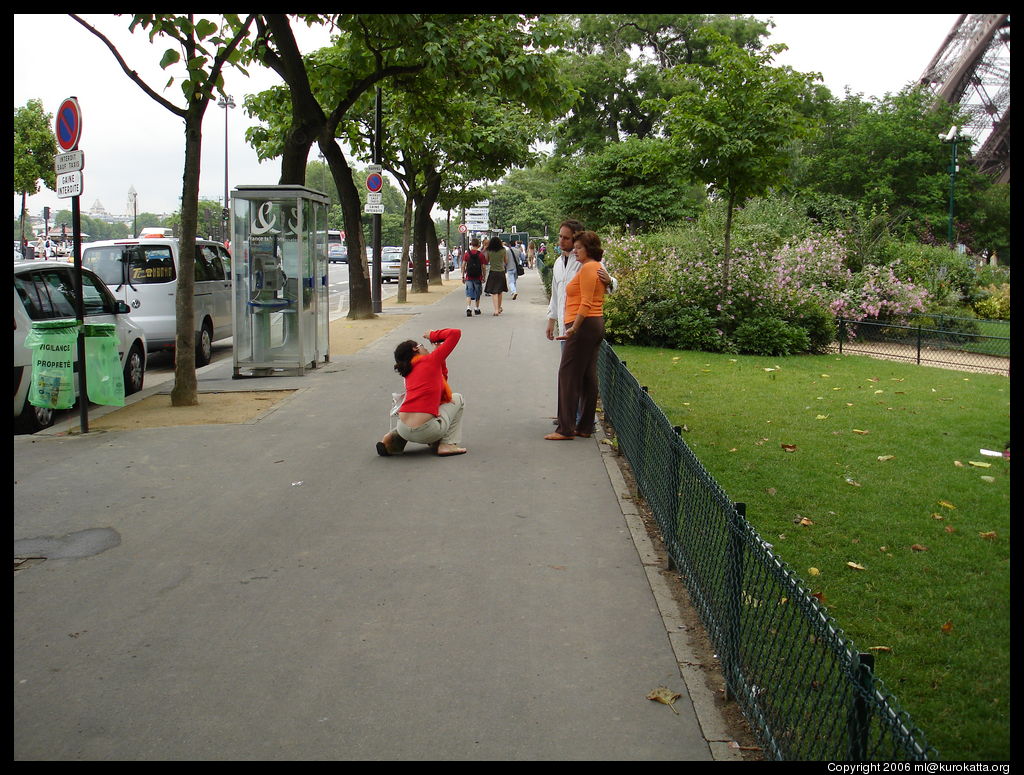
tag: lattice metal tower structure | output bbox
[919,14,1010,183]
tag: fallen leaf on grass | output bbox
[877,455,895,462]
[930,513,944,520]
[845,478,862,487]
[968,461,992,468]
[808,567,820,576]
[937,500,957,510]
[941,621,954,634]
[911,544,928,552]
[647,686,682,714]
[954,461,964,467]
[852,429,869,435]
[868,646,892,652]
[781,443,798,452]
[811,591,827,603]
[795,517,814,526]
[980,475,995,483]
[847,561,867,570]
[944,526,956,533]
[816,414,829,420]
[979,531,998,540]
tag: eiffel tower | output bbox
[919,13,1010,183]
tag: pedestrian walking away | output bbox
[378,329,467,457]
[462,238,485,317]
[546,231,607,441]
[483,236,508,315]
[505,240,521,300]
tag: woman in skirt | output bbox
[483,235,508,315]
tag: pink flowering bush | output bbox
[603,230,929,354]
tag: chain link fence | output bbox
[837,315,1010,374]
[598,341,937,761]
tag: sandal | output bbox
[544,432,574,440]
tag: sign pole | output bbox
[56,96,89,433]
[71,183,89,433]
[371,86,383,314]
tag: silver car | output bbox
[380,247,410,282]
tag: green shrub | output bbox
[732,317,811,356]
[785,302,836,353]
[666,306,733,352]
[972,283,1010,320]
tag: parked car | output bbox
[81,237,232,366]
[380,247,410,282]
[13,259,147,433]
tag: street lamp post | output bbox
[218,93,236,243]
[940,125,960,249]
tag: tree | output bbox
[556,136,704,231]
[14,99,57,248]
[790,88,967,232]
[658,30,820,285]
[554,14,770,157]
[248,14,573,307]
[72,13,256,407]
[488,162,563,240]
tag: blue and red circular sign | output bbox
[56,97,82,152]
[366,173,383,193]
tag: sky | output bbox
[14,13,962,223]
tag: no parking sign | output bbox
[56,97,82,152]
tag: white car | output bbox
[14,260,147,433]
[81,237,232,366]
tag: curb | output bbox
[593,421,745,762]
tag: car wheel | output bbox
[195,320,214,367]
[15,398,54,434]
[123,342,146,395]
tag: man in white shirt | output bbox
[545,219,613,341]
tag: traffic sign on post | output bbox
[366,172,383,193]
[56,172,83,199]
[55,150,85,174]
[56,97,82,152]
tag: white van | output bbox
[81,238,232,366]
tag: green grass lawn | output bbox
[611,345,1011,761]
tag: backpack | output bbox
[464,250,482,279]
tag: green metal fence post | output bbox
[723,501,746,702]
[848,651,875,761]
[667,425,684,572]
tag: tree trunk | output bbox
[170,104,204,407]
[412,166,442,291]
[321,142,373,319]
[427,219,442,285]
[398,194,413,303]
[411,195,429,294]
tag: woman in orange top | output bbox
[545,231,606,441]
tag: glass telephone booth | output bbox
[230,185,330,377]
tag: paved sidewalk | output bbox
[14,271,729,761]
